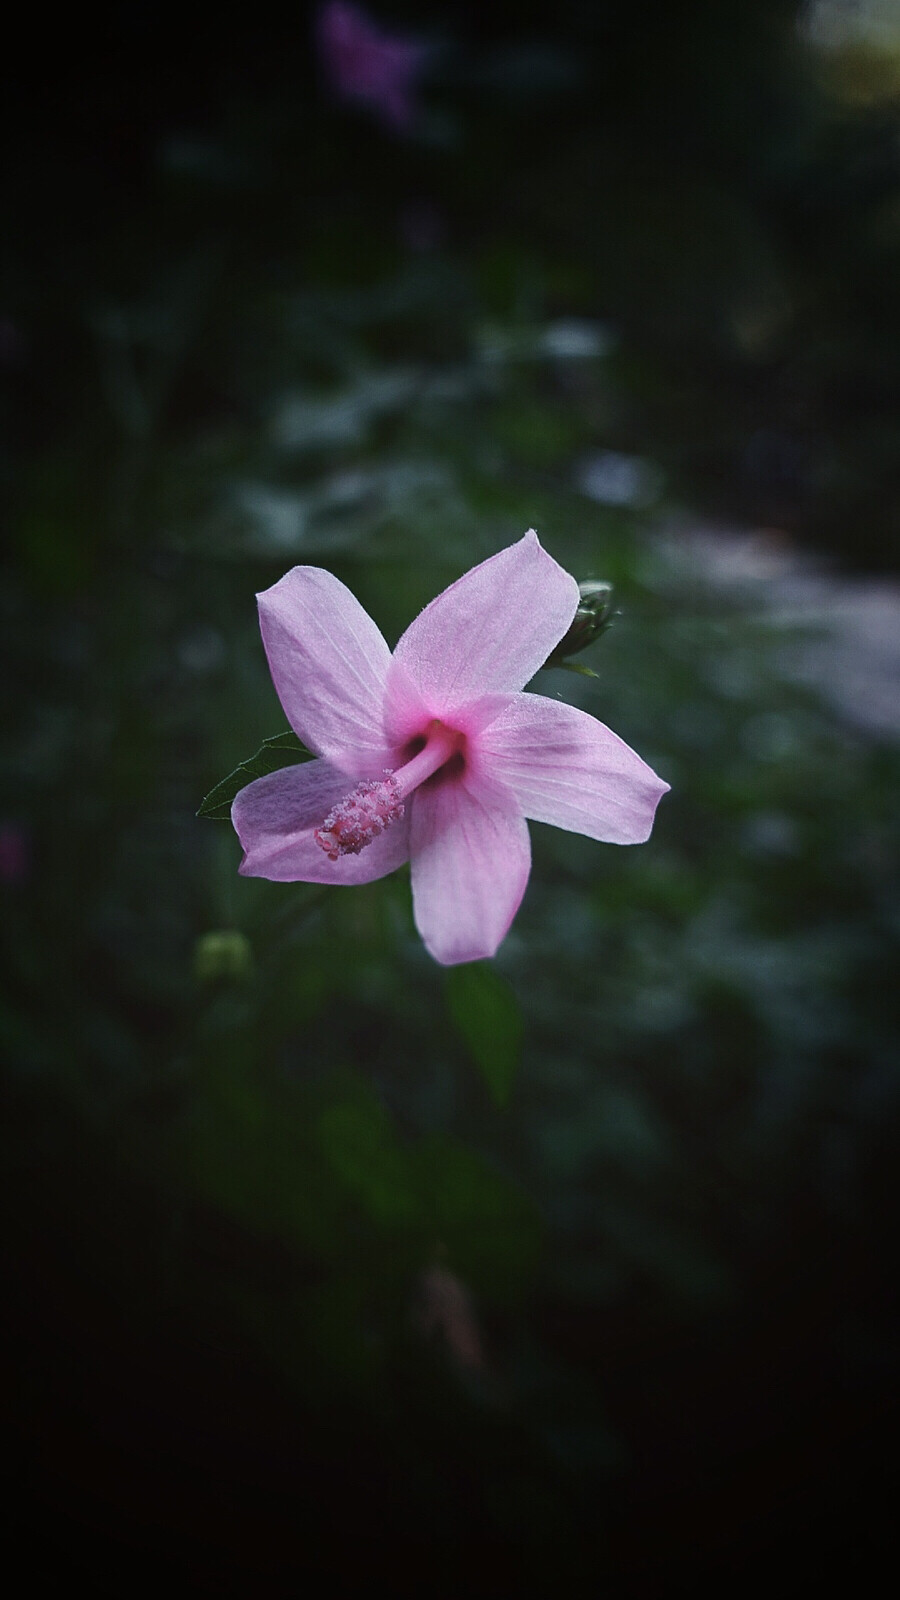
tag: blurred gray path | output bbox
[668,526,900,742]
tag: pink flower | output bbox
[232,531,669,966]
[316,2,430,132]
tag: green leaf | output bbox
[197,731,312,819]
[445,962,523,1107]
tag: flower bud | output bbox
[193,929,254,985]
[544,580,617,669]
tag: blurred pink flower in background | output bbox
[0,823,29,884]
[415,1265,485,1373]
[316,2,430,131]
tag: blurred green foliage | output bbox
[445,962,523,1107]
[2,0,899,1589]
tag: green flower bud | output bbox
[544,580,618,670]
[193,929,254,985]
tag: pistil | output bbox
[314,721,463,860]
[392,721,464,801]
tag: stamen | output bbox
[314,775,404,860]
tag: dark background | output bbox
[3,3,899,1591]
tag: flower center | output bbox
[314,721,464,860]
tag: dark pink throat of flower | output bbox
[314,721,463,861]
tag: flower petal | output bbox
[257,567,393,772]
[478,693,669,844]
[389,530,579,718]
[409,778,531,965]
[233,759,410,884]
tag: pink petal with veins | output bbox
[409,775,530,965]
[233,759,410,883]
[257,566,394,775]
[479,693,670,843]
[391,530,579,717]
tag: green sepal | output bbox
[197,731,313,820]
[558,660,600,678]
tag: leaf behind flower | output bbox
[197,731,313,820]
